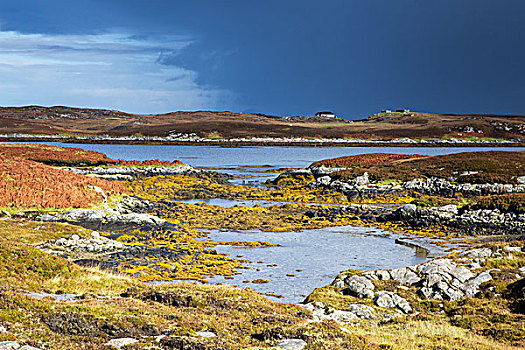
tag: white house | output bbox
[315,111,336,118]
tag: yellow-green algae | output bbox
[109,173,467,283]
[0,220,372,349]
[124,174,350,204]
[1,163,524,349]
[1,220,523,349]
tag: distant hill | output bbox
[0,106,523,141]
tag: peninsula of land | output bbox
[1,106,524,146]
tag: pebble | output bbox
[275,339,307,350]
[195,331,216,338]
[504,246,523,253]
[104,338,138,348]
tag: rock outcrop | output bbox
[38,208,165,228]
[305,246,525,323]
[67,164,200,179]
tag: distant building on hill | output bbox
[315,111,336,118]
[381,108,410,114]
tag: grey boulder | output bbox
[342,275,375,298]
[374,292,412,314]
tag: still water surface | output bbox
[45,143,524,170]
[45,143,523,302]
[203,227,434,303]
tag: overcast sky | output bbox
[0,0,524,119]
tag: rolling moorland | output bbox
[0,142,524,349]
[0,106,524,144]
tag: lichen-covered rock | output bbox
[303,302,379,322]
[389,267,420,285]
[461,271,493,297]
[42,231,125,254]
[342,275,375,298]
[347,304,377,320]
[38,209,165,227]
[61,209,107,222]
[465,248,494,258]
[395,204,418,219]
[374,292,412,314]
[316,176,332,186]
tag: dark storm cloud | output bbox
[0,0,524,117]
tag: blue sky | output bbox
[0,0,524,119]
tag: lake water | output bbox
[43,143,524,171]
[42,143,523,302]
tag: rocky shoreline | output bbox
[66,164,232,183]
[305,202,525,236]
[283,166,525,236]
[295,166,525,198]
[1,133,524,147]
[34,201,241,282]
[305,244,525,323]
[31,201,525,326]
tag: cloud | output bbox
[0,30,232,113]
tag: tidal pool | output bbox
[202,226,438,303]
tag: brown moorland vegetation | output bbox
[323,151,525,184]
[0,155,125,209]
[0,143,111,164]
[466,193,525,214]
[0,143,185,167]
[310,153,428,168]
[0,106,524,140]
